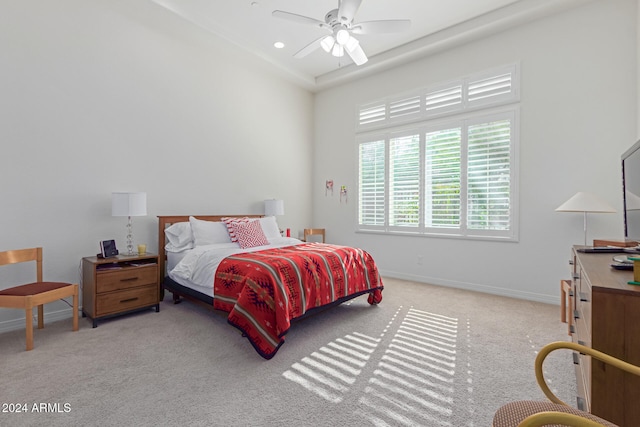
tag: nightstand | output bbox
[82,253,160,327]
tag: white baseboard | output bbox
[379,269,559,306]
[0,307,78,334]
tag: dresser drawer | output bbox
[96,284,158,316]
[96,265,157,293]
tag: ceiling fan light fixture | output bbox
[345,35,359,51]
[273,0,410,67]
[320,35,335,53]
[331,43,344,57]
[336,28,350,45]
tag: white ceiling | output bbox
[150,0,591,91]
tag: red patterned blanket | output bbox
[213,243,383,359]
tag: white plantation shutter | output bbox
[358,102,386,127]
[467,69,515,107]
[358,140,386,226]
[389,134,420,227]
[356,64,518,240]
[388,95,421,123]
[466,118,512,231]
[425,84,463,117]
[358,64,518,131]
[425,127,462,228]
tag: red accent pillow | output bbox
[234,220,269,249]
[221,217,252,243]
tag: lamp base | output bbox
[126,216,134,255]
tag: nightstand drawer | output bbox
[96,285,158,316]
[96,265,157,293]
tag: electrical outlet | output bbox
[417,255,423,265]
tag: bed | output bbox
[157,215,384,359]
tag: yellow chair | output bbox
[492,341,640,427]
[303,228,325,243]
[0,247,79,351]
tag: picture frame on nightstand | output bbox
[99,239,119,258]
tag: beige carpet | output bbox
[0,278,574,426]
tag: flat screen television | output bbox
[622,139,640,242]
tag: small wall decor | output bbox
[326,180,334,196]
[340,185,348,203]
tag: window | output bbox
[357,65,519,241]
[358,140,385,227]
[389,133,420,228]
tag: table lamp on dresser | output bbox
[555,191,616,246]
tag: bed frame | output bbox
[157,215,263,305]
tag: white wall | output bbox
[0,0,314,330]
[313,0,637,303]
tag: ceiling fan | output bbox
[272,0,411,66]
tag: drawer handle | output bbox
[573,309,580,319]
[579,292,589,302]
[572,352,579,365]
[120,277,139,282]
[120,297,139,303]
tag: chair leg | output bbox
[37,304,44,329]
[72,286,79,332]
[560,280,567,323]
[25,306,33,351]
[560,280,572,336]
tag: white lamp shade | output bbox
[320,35,335,53]
[555,192,616,213]
[336,29,350,46]
[112,192,147,217]
[264,199,284,216]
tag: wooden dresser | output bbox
[570,246,640,426]
[82,254,160,327]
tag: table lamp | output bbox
[112,192,147,255]
[264,199,284,216]
[555,192,616,246]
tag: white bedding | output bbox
[168,237,303,296]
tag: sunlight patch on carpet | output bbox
[281,330,384,403]
[357,307,464,426]
[281,305,479,425]
[281,307,400,403]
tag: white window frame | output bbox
[356,64,520,242]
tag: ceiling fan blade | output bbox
[293,36,325,58]
[272,10,330,30]
[338,0,362,24]
[351,19,411,34]
[346,40,368,66]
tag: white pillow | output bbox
[259,216,281,240]
[164,222,193,253]
[189,216,232,246]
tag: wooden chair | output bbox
[303,228,325,243]
[0,247,79,351]
[559,279,572,335]
[492,341,640,427]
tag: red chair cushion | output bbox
[0,282,73,296]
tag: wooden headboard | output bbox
[157,215,263,293]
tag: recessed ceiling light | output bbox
[274,41,285,49]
